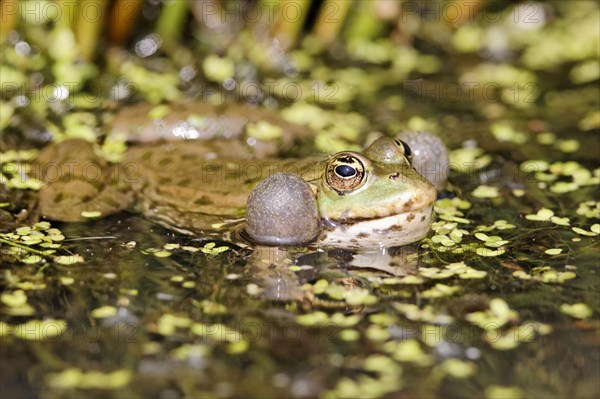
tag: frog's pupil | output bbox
[335,164,356,177]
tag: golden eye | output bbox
[394,139,413,163]
[325,154,366,194]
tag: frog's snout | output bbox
[245,173,321,246]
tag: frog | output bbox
[34,102,447,249]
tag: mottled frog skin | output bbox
[35,102,444,249]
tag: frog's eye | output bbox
[394,139,413,163]
[325,154,366,194]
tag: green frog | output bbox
[35,102,447,249]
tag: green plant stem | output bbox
[75,0,110,60]
[313,0,351,46]
[156,0,190,47]
[0,237,55,258]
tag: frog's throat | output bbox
[317,205,435,249]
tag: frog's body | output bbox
[124,141,327,235]
[35,102,443,249]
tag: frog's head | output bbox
[317,137,437,248]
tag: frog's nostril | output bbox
[389,172,400,180]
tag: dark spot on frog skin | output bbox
[403,199,414,210]
[178,178,191,187]
[407,213,415,222]
[54,193,64,203]
[387,224,404,231]
[357,232,369,239]
[421,215,427,222]
[59,174,71,183]
[330,215,376,225]
[141,151,152,161]
[102,197,120,207]
[158,157,173,166]
[158,176,172,184]
[193,196,213,206]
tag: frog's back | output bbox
[123,140,325,233]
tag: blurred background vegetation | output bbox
[1,1,598,148]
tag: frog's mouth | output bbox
[318,205,435,249]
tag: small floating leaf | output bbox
[81,211,102,218]
[572,226,598,236]
[525,208,554,221]
[227,340,249,354]
[555,139,580,153]
[14,319,67,340]
[22,255,43,264]
[1,290,28,307]
[91,306,117,318]
[339,329,360,341]
[560,303,592,319]
[440,359,477,378]
[148,104,171,120]
[485,385,524,399]
[472,185,500,198]
[550,216,570,226]
[246,121,283,140]
[421,283,460,298]
[55,255,84,265]
[475,247,506,257]
[15,227,32,235]
[60,277,75,285]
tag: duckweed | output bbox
[59,277,75,285]
[576,201,600,218]
[560,303,593,319]
[472,185,500,199]
[90,306,118,318]
[246,121,283,140]
[421,284,460,299]
[203,55,235,82]
[393,303,454,324]
[181,281,196,289]
[485,385,524,399]
[45,368,132,390]
[13,319,67,340]
[385,339,434,366]
[339,329,360,341]
[517,267,577,284]
[490,122,528,144]
[449,147,492,170]
[572,225,600,236]
[156,313,193,336]
[439,358,477,379]
[466,298,519,330]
